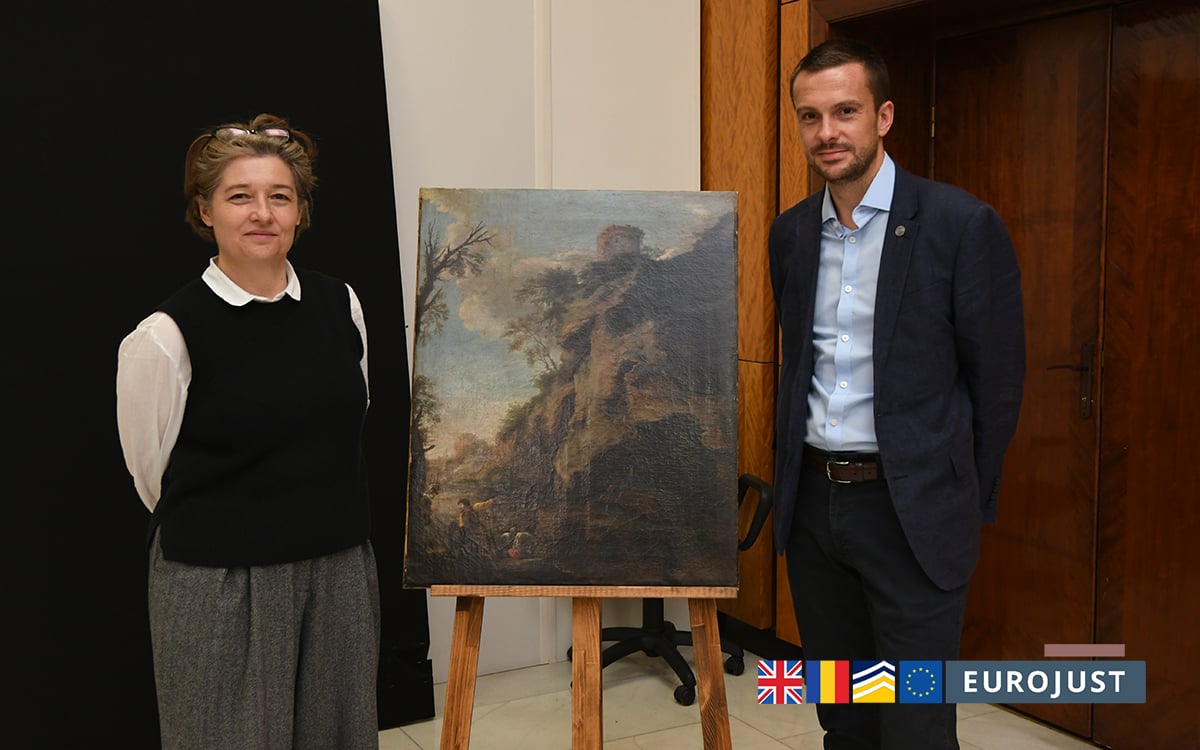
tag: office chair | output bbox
[567,473,774,705]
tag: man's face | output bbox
[791,62,893,186]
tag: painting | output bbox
[403,188,739,588]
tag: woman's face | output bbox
[199,155,301,267]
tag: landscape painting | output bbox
[403,188,739,587]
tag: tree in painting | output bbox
[407,221,495,549]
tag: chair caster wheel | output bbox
[724,656,744,676]
[673,684,696,706]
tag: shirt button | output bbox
[840,380,848,389]
[844,285,853,293]
[841,334,850,342]
[830,418,839,427]
[848,236,857,244]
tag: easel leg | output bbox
[441,596,485,750]
[689,598,733,750]
[571,597,603,749]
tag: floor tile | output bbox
[958,706,1096,749]
[471,660,575,707]
[615,715,792,749]
[455,690,576,749]
[600,664,712,740]
[395,700,506,749]
[378,727,421,750]
[779,729,829,750]
[381,651,1101,750]
[957,702,1000,720]
[602,738,643,749]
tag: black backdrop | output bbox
[7,2,434,746]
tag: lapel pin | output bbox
[895,225,906,237]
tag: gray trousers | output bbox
[148,533,381,750]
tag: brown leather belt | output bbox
[803,445,884,483]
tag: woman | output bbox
[116,113,380,749]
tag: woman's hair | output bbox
[183,113,318,243]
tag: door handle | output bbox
[1046,341,1094,419]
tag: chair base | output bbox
[567,599,745,706]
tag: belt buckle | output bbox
[826,459,852,484]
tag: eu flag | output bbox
[898,661,944,704]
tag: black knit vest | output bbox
[152,269,369,567]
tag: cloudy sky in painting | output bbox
[412,188,735,456]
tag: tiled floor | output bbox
[379,651,1101,749]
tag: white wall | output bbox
[378,0,700,683]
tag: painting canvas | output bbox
[403,188,739,587]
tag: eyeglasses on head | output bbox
[211,126,291,143]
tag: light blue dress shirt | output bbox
[804,153,896,453]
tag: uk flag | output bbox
[757,660,805,704]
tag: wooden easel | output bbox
[431,585,738,750]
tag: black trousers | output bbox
[785,466,968,750]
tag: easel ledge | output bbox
[430,584,738,599]
[430,585,738,750]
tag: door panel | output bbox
[1097,1,1200,746]
[935,10,1109,737]
[703,0,781,629]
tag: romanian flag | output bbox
[805,660,850,703]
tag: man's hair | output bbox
[788,39,891,111]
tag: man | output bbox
[769,39,1025,749]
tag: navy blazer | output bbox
[769,164,1025,591]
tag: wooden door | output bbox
[778,0,1200,744]
[1096,1,1200,746]
[934,9,1110,736]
